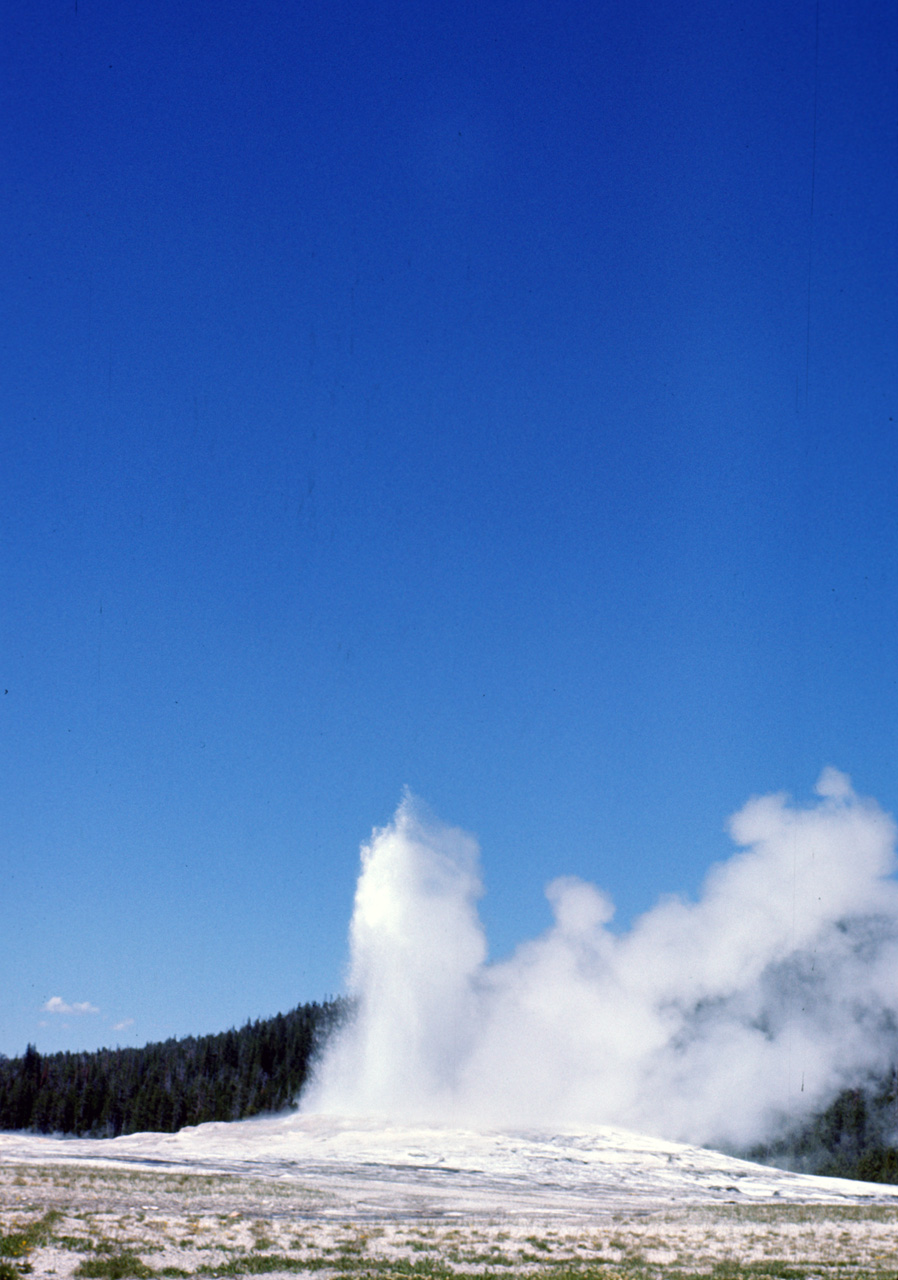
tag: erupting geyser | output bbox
[305,771,898,1150]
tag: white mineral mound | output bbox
[2,1115,896,1216]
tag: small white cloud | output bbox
[815,765,854,799]
[112,1018,135,1032]
[42,996,100,1016]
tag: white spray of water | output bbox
[306,772,898,1147]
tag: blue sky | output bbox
[2,0,897,1057]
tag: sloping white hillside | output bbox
[3,1114,896,1216]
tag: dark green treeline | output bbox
[746,1074,898,1185]
[0,999,345,1137]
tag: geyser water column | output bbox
[306,771,898,1149]
[307,792,487,1118]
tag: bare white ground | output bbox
[2,1114,897,1215]
[3,1151,898,1280]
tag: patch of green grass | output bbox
[0,1237,32,1261]
[366,1264,456,1278]
[195,1256,485,1279]
[52,1236,94,1252]
[525,1236,553,1252]
[75,1254,155,1280]
[91,1238,116,1253]
[196,1257,305,1276]
[0,1212,63,1260]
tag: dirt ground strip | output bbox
[2,1162,898,1280]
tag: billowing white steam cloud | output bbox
[306,771,898,1147]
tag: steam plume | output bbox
[306,772,898,1147]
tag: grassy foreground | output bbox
[2,1163,897,1280]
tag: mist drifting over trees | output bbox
[308,774,898,1154]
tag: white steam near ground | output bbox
[305,770,898,1150]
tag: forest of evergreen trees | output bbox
[0,999,345,1138]
[746,1072,898,1185]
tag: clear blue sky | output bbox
[2,0,897,1057]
